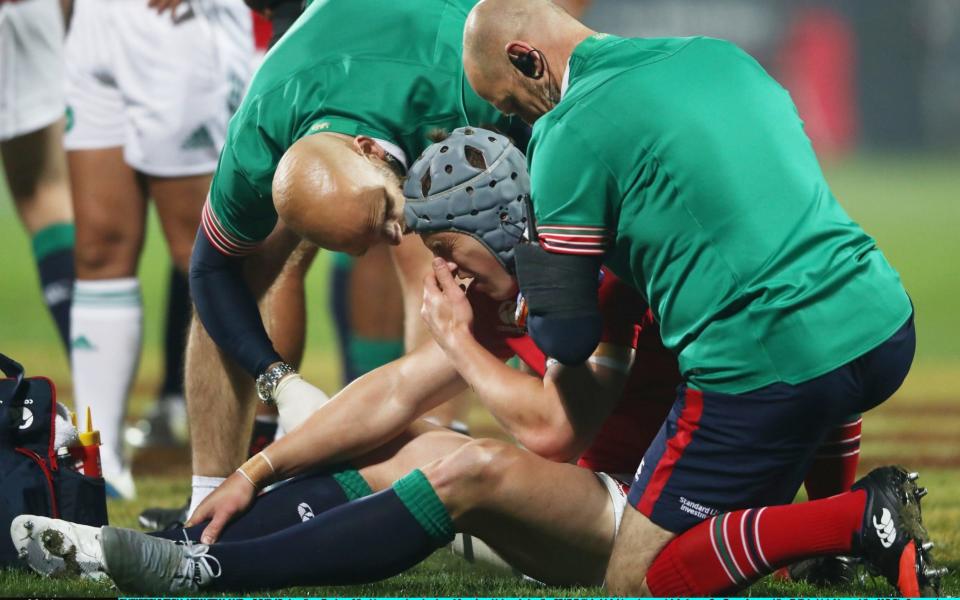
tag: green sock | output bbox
[31,222,75,261]
[31,222,75,349]
[393,469,455,543]
[348,336,404,376]
[331,466,374,501]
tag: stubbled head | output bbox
[423,231,518,300]
[273,134,406,256]
[463,0,592,124]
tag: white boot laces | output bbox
[171,534,222,591]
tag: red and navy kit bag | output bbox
[0,353,108,567]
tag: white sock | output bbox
[189,475,226,518]
[70,278,143,480]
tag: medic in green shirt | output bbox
[462,0,937,597]
[184,0,512,521]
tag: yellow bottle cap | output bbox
[78,406,101,447]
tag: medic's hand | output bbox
[187,472,256,544]
[421,257,475,348]
[275,374,330,434]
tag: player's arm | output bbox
[519,124,616,364]
[189,337,468,543]
[421,259,629,462]
[264,340,468,476]
[189,226,283,379]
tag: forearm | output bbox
[264,342,467,478]
[189,229,282,378]
[443,327,570,451]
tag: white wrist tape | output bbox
[274,373,330,434]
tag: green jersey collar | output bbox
[566,33,618,92]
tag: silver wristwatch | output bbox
[256,362,296,405]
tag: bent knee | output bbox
[423,439,521,513]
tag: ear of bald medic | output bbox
[463,0,595,122]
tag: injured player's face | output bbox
[422,231,518,301]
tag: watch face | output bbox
[256,376,271,402]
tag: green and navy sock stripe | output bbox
[752,507,773,571]
[201,201,259,256]
[31,222,75,260]
[742,508,766,575]
[708,509,776,588]
[708,515,739,586]
[537,224,610,256]
[332,467,373,501]
[393,469,455,543]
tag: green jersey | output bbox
[528,34,911,394]
[202,0,507,255]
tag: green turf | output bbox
[0,154,957,597]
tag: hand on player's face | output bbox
[421,257,476,346]
[422,232,517,300]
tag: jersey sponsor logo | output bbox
[308,122,331,133]
[678,496,719,521]
[297,502,315,522]
[873,507,896,548]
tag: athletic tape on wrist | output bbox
[236,451,276,489]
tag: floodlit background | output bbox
[0,0,957,595]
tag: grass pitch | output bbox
[0,154,958,597]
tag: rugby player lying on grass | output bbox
[11,130,940,596]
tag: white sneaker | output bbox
[10,515,221,594]
[10,515,108,579]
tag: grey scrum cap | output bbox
[403,127,529,272]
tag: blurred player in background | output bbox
[1,0,74,353]
[64,0,254,498]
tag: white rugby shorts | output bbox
[64,0,253,176]
[0,0,66,141]
[595,471,630,535]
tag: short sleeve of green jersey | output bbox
[204,146,278,256]
[528,121,617,256]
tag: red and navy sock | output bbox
[151,468,372,542]
[206,469,454,590]
[646,490,867,595]
[32,222,74,351]
[805,414,862,500]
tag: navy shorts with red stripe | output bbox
[627,312,915,533]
